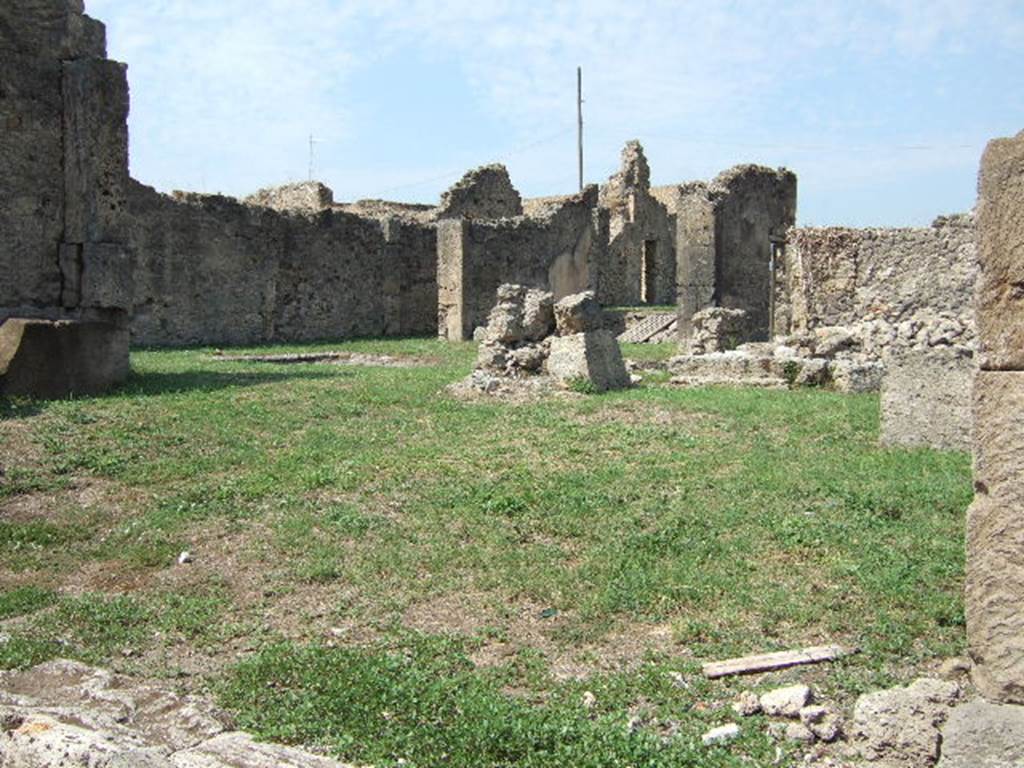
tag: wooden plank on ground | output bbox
[702,644,858,679]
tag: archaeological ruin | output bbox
[2,0,1024,765]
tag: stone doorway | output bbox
[641,239,658,304]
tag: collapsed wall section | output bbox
[437,187,605,340]
[128,184,438,346]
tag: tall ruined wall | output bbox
[0,0,129,324]
[968,128,1024,703]
[596,142,676,307]
[711,165,797,341]
[128,183,437,346]
[438,188,605,340]
[783,215,977,356]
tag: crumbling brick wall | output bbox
[127,183,438,346]
[243,181,334,214]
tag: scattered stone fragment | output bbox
[785,722,816,743]
[701,723,740,746]
[688,307,748,354]
[852,677,960,767]
[177,551,193,565]
[760,685,813,718]
[732,691,762,717]
[553,291,603,335]
[581,691,596,710]
[800,705,842,743]
[938,699,1024,768]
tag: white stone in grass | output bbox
[177,551,193,565]
[760,684,813,718]
[702,722,740,745]
[581,690,597,709]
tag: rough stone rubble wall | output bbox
[128,183,438,346]
[967,128,1024,704]
[0,0,131,326]
[783,215,977,355]
[438,187,605,340]
[783,216,977,450]
[596,142,676,308]
[655,166,796,345]
[242,181,334,214]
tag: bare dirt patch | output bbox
[402,591,684,681]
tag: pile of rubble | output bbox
[670,308,885,393]
[0,659,352,767]
[456,284,631,396]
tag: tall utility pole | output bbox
[577,67,584,191]
[308,134,319,181]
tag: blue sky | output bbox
[88,0,1024,226]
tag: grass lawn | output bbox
[0,337,971,767]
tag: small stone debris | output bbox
[177,550,193,565]
[785,722,816,743]
[701,723,740,746]
[760,684,813,718]
[581,691,596,710]
[732,690,762,717]
[800,705,843,743]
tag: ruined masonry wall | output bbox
[0,0,130,324]
[783,215,977,355]
[437,188,604,340]
[967,128,1024,704]
[128,183,437,346]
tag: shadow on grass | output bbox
[120,367,350,397]
[1,368,349,417]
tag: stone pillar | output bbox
[674,187,716,346]
[967,129,1024,703]
[437,218,470,340]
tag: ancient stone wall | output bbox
[127,183,438,346]
[437,164,523,220]
[783,216,977,355]
[437,187,605,340]
[709,165,797,341]
[0,0,133,396]
[243,181,334,214]
[967,128,1024,704]
[596,142,676,307]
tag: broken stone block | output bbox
[792,357,830,387]
[784,722,815,743]
[688,307,747,354]
[813,325,857,358]
[851,678,960,767]
[521,288,555,341]
[759,684,812,718]
[732,691,761,717]
[879,347,973,451]
[546,330,631,392]
[701,723,740,746]
[937,699,1024,768]
[554,291,603,335]
[976,129,1024,371]
[0,318,129,399]
[830,359,884,394]
[800,705,842,743]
